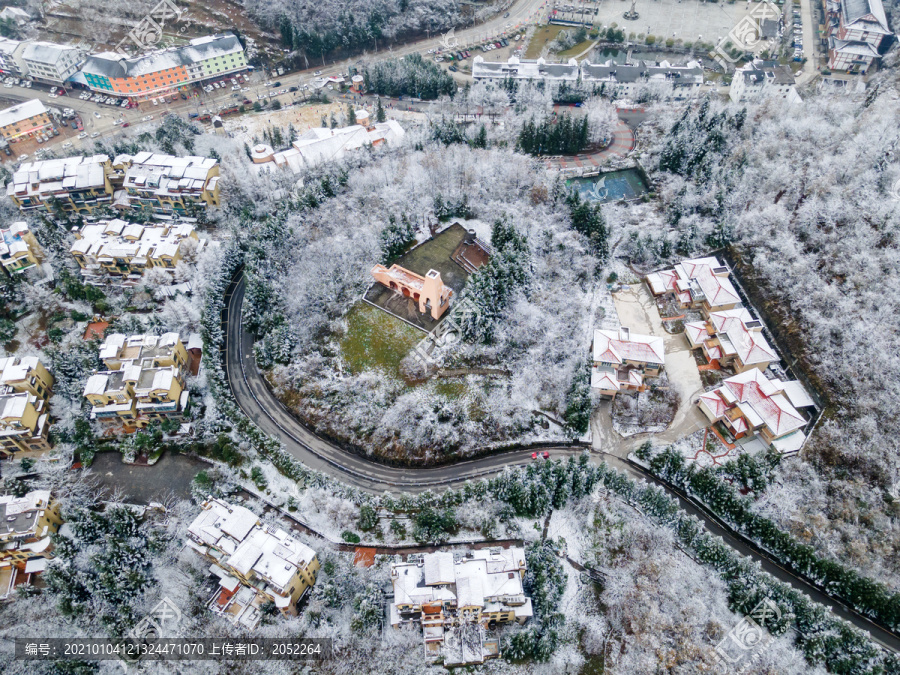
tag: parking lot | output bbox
[590,0,753,44]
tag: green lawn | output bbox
[339,302,423,377]
[526,25,570,59]
[558,39,594,58]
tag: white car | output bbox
[314,70,322,76]
[152,98,158,105]
[2,84,10,88]
[241,87,250,92]
[141,115,153,121]
[232,84,240,90]
[93,111,101,118]
[213,82,220,89]
[48,93,58,98]
[78,132,88,139]
[62,141,73,148]
[90,132,100,138]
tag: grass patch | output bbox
[339,302,422,377]
[525,25,570,59]
[434,380,467,399]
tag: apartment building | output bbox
[590,327,665,398]
[645,257,742,315]
[80,34,247,99]
[685,308,778,374]
[0,490,62,599]
[6,155,114,214]
[0,356,54,458]
[83,333,190,430]
[0,99,53,143]
[186,498,320,629]
[0,37,27,76]
[117,152,220,217]
[70,219,199,285]
[390,548,532,665]
[21,42,85,85]
[0,221,43,275]
[697,368,812,454]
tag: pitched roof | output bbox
[722,369,806,437]
[842,0,890,32]
[592,328,665,365]
[0,99,47,129]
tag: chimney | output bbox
[618,326,630,342]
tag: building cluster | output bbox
[389,548,533,666]
[83,332,201,431]
[0,489,62,600]
[473,56,703,100]
[6,152,220,219]
[70,218,200,286]
[0,356,54,458]
[646,256,813,453]
[590,327,666,398]
[79,35,247,99]
[0,33,248,96]
[186,498,320,629]
[730,60,801,104]
[826,0,893,74]
[250,111,405,173]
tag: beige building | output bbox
[0,356,54,458]
[83,333,190,430]
[186,498,320,629]
[685,308,777,373]
[0,356,54,401]
[0,99,53,143]
[371,265,453,320]
[390,548,532,665]
[697,368,811,454]
[0,490,63,599]
[645,257,741,315]
[0,221,43,275]
[7,155,114,215]
[70,219,199,285]
[115,152,220,218]
[590,327,665,398]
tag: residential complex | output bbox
[389,548,533,666]
[730,61,801,104]
[0,99,53,143]
[116,152,220,217]
[186,498,320,629]
[590,327,665,398]
[70,218,200,285]
[0,356,54,458]
[0,221,43,275]
[80,34,247,100]
[697,369,813,454]
[645,256,741,314]
[6,155,114,215]
[826,0,893,73]
[83,332,191,430]
[21,42,85,85]
[0,490,63,599]
[0,37,27,76]
[685,308,778,374]
[473,56,703,100]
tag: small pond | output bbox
[566,168,649,203]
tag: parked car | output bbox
[62,141,73,148]
[122,122,129,128]
[141,115,153,121]
[314,70,322,76]
[289,86,298,92]
[93,111,101,118]
[52,127,59,136]
[449,65,458,72]
[78,132,88,139]
[60,119,68,127]
[90,132,100,138]
[48,93,58,98]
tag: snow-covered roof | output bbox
[592,328,665,366]
[842,0,890,32]
[83,34,243,80]
[720,370,806,438]
[829,37,881,57]
[22,41,82,66]
[0,99,47,130]
[424,551,455,585]
[472,55,580,82]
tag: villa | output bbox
[645,257,741,315]
[684,308,778,373]
[371,265,453,321]
[590,327,665,398]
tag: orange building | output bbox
[371,265,453,320]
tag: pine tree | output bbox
[347,105,356,125]
[375,97,386,122]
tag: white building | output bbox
[0,37,27,76]
[390,548,532,665]
[472,55,580,83]
[21,42,86,85]
[730,60,801,104]
[251,115,405,173]
[581,59,704,100]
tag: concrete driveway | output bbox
[592,283,707,457]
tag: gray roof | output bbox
[83,33,243,81]
[842,0,890,32]
[22,41,81,66]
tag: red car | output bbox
[542,451,550,459]
[121,122,129,128]
[531,452,538,460]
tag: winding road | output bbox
[222,270,900,653]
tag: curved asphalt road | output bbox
[223,271,900,654]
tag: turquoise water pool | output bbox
[567,168,649,203]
